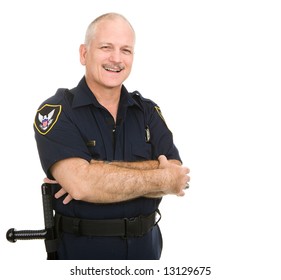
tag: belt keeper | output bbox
[123,216,142,239]
[72,218,81,236]
[123,218,129,239]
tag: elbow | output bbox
[51,158,106,203]
[63,174,104,203]
[51,158,93,202]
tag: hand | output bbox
[43,177,73,204]
[158,155,190,196]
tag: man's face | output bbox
[80,18,135,90]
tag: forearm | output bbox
[90,159,181,199]
[143,191,166,198]
[90,164,164,202]
[91,159,159,170]
[51,156,188,204]
[91,159,181,169]
[51,158,165,203]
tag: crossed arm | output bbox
[48,155,190,204]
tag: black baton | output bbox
[6,183,58,260]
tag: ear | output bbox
[79,44,87,65]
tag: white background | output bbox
[1,0,280,279]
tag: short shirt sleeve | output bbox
[34,96,92,177]
[150,105,181,162]
[133,92,182,162]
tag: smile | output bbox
[103,65,124,73]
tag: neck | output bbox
[86,78,121,122]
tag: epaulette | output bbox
[54,87,74,102]
[131,90,156,106]
[130,91,167,126]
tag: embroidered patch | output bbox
[34,104,62,135]
[155,106,166,124]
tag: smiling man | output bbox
[34,13,190,260]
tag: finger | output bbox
[182,167,190,174]
[54,188,67,199]
[158,155,167,161]
[63,194,73,204]
[43,177,58,184]
[177,190,185,197]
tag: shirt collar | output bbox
[71,76,141,109]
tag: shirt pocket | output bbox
[86,139,106,160]
[130,140,152,160]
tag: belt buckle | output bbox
[123,216,142,239]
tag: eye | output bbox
[100,45,112,51]
[122,48,132,55]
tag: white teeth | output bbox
[103,65,123,72]
[104,67,121,72]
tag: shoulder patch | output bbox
[34,104,62,135]
[155,106,166,124]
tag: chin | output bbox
[103,82,123,89]
[104,78,127,88]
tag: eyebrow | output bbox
[99,42,134,49]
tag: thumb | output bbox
[158,155,168,168]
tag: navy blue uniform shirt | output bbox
[34,77,181,259]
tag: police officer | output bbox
[34,12,190,260]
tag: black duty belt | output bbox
[55,210,161,238]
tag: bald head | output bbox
[79,12,135,92]
[84,13,135,47]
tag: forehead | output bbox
[93,18,135,46]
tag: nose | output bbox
[109,50,121,63]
